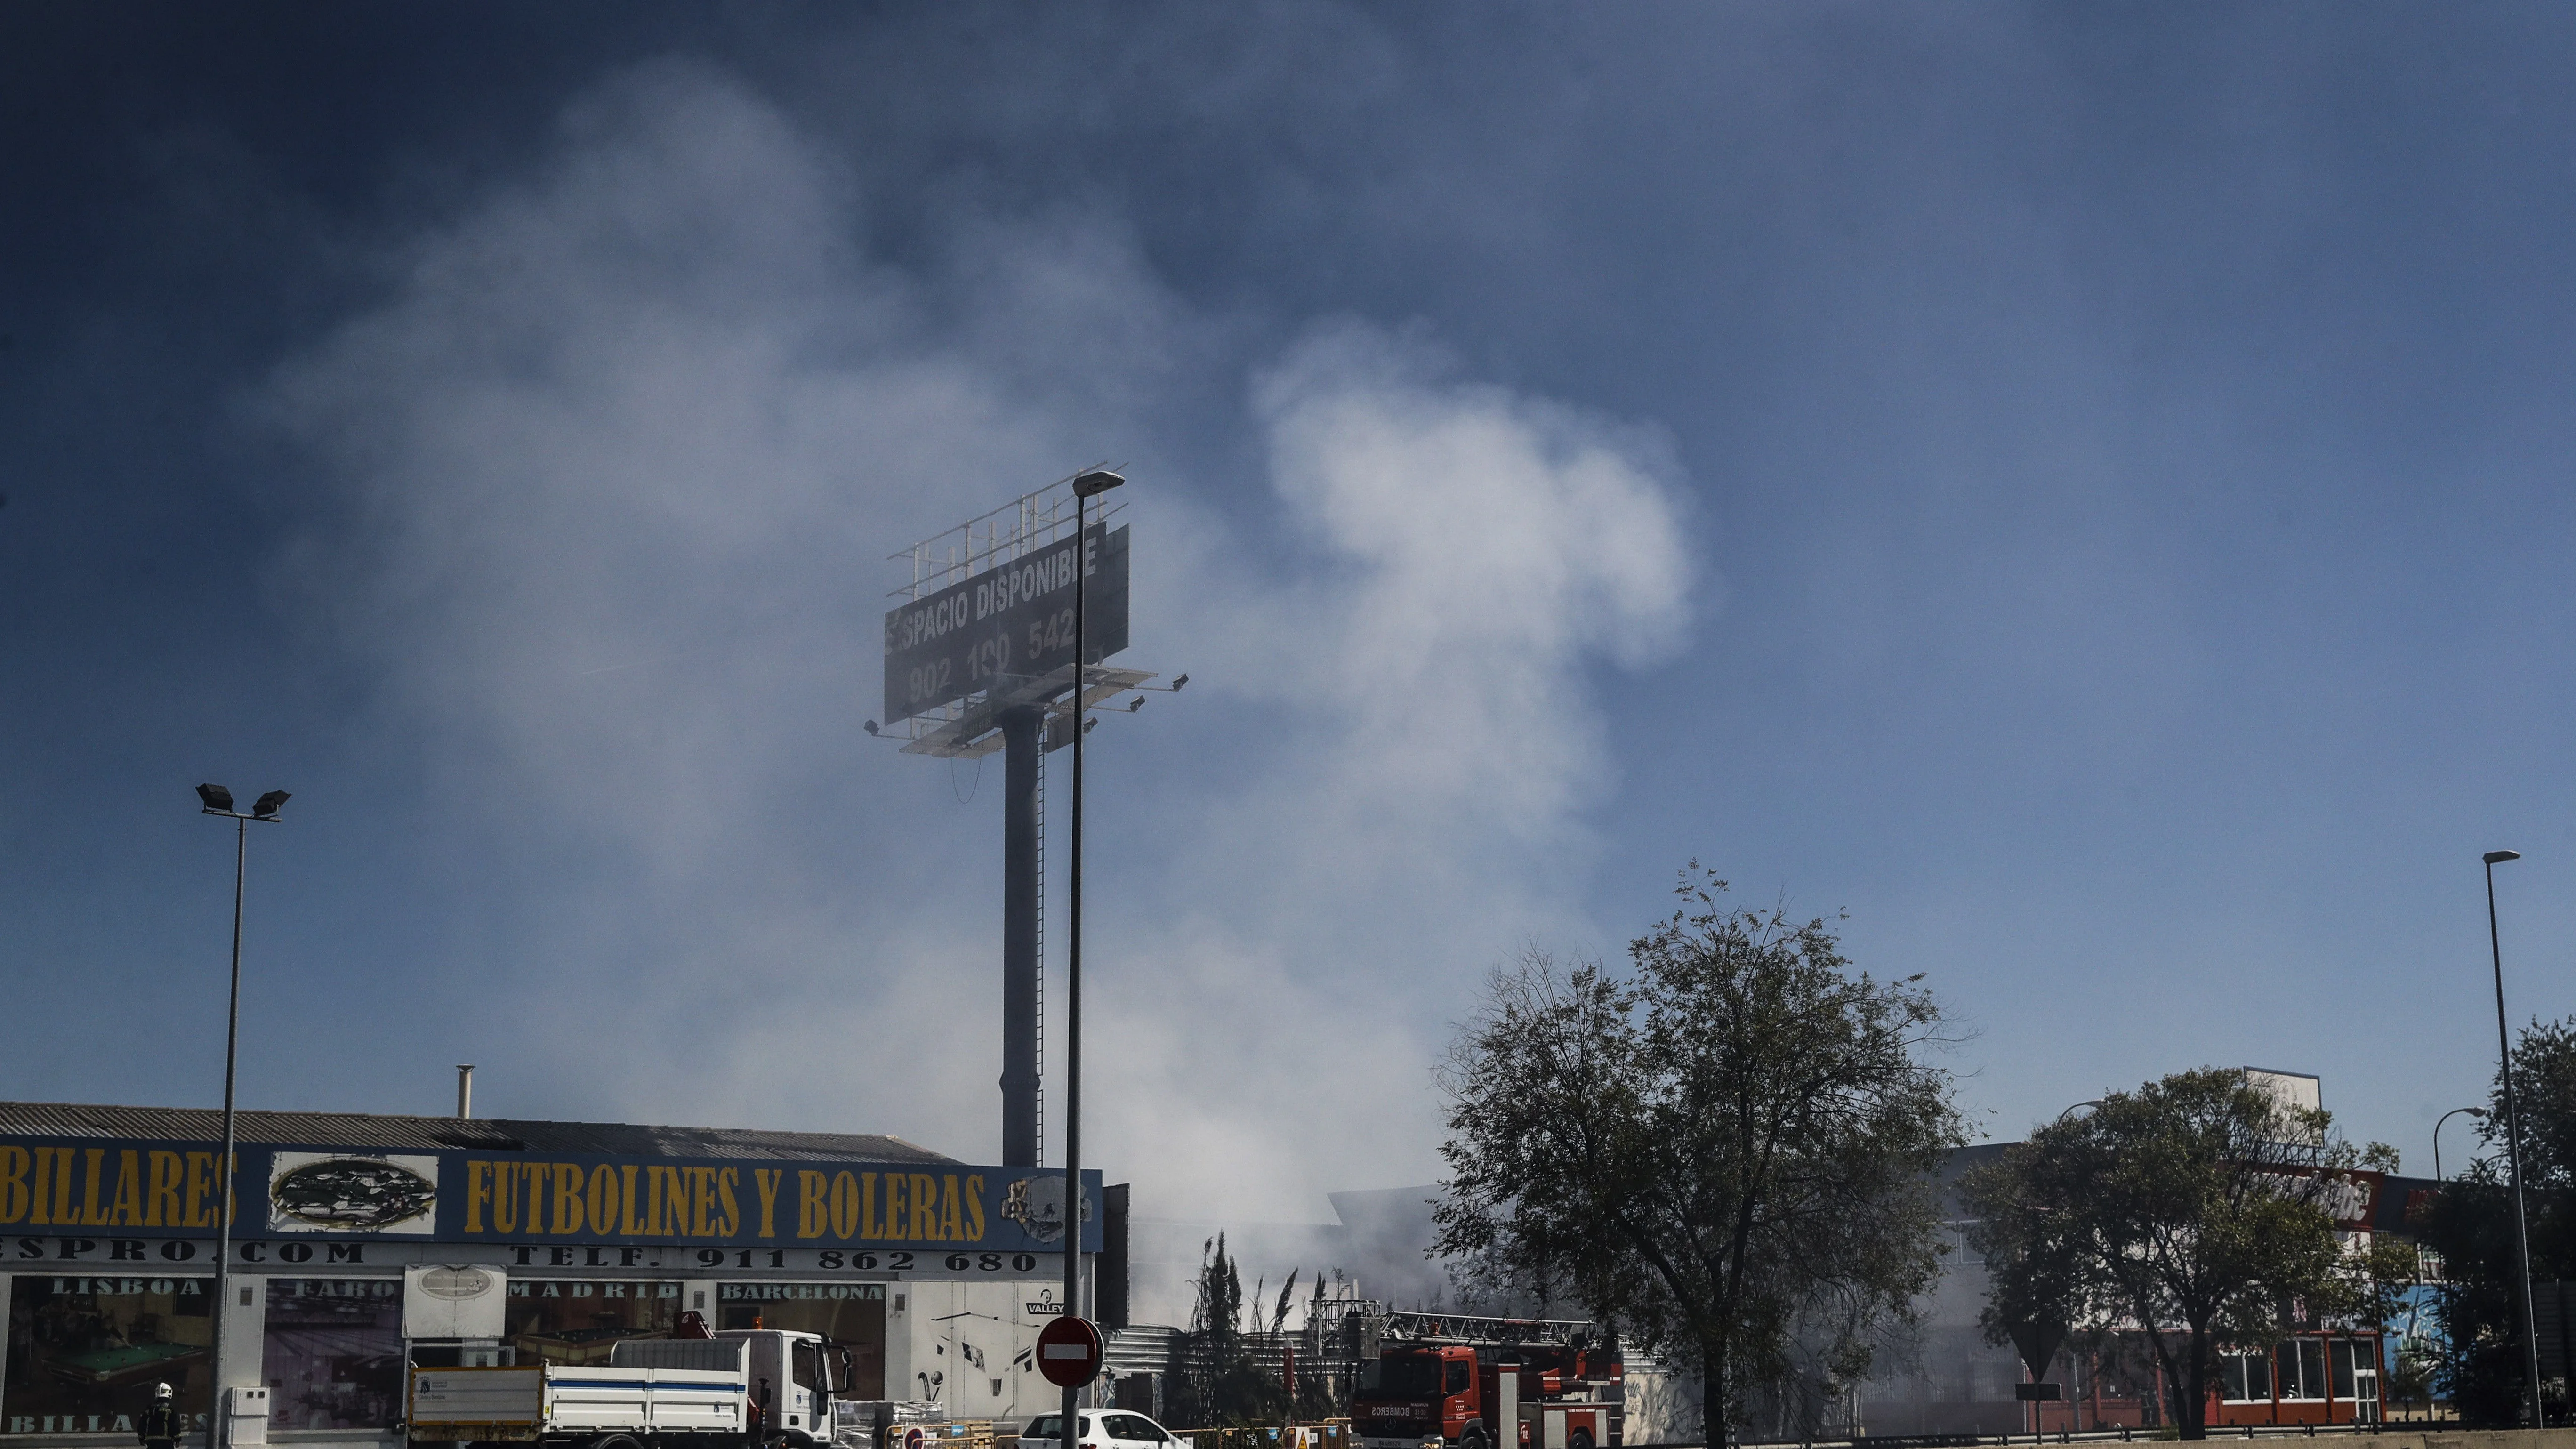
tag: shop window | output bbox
[2329,1339,2376,1401]
[504,1281,679,1366]
[2277,1339,2326,1401]
[718,1284,884,1399]
[261,1280,402,1432]
[2220,1350,2271,1403]
[2,1276,214,1438]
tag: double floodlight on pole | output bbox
[198,782,290,1448]
[2482,848,2543,1428]
[196,784,290,820]
[1060,467,1120,1449]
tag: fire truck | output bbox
[1350,1313,1621,1449]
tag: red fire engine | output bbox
[1351,1313,1622,1449]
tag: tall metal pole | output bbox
[1060,492,1088,1449]
[211,816,247,1449]
[2486,850,2543,1428]
[1001,706,1045,1167]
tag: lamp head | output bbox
[2486,850,2522,865]
[1071,468,1125,498]
[2469,1107,2491,1118]
[196,783,234,813]
[251,790,290,820]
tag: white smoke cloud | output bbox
[259,62,1691,1228]
[1071,329,1692,1237]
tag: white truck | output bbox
[407,1330,845,1449]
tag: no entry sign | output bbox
[1036,1313,1103,1388]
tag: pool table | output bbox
[45,1342,205,1388]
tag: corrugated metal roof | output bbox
[0,1101,957,1164]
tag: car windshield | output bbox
[1361,1355,1446,1399]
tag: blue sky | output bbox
[5,3,2575,1221]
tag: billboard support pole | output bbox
[1000,706,1044,1168]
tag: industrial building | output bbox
[0,1103,1119,1449]
[1854,1072,2439,1437]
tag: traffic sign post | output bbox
[1038,1313,1103,1389]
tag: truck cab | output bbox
[1354,1340,1622,1449]
[716,1329,837,1446]
[1355,1346,1478,1449]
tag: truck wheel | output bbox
[593,1435,646,1449]
[1571,1432,1595,1449]
[1460,1430,1488,1449]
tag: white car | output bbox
[1023,1411,1190,1449]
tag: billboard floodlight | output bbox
[864,720,880,736]
[1127,698,1143,713]
[1072,468,1125,498]
[252,790,290,819]
[197,783,234,813]
[1171,675,1188,691]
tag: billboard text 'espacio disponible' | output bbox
[882,522,1129,724]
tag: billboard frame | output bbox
[879,474,1149,758]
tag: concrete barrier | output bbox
[2339,1433,2576,1449]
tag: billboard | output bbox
[882,523,1129,724]
[0,1137,1103,1254]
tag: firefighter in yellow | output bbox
[137,1383,182,1449]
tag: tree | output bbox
[2414,1161,2530,1425]
[1168,1235,1289,1428]
[1961,1069,2394,1440]
[1433,870,1965,1448]
[2413,1016,2576,1425]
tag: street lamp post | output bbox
[2020,1098,2102,1423]
[2433,1106,2488,1183]
[2434,1101,2493,1427]
[1061,468,1122,1449]
[2482,848,2542,1428]
[196,784,289,1449]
